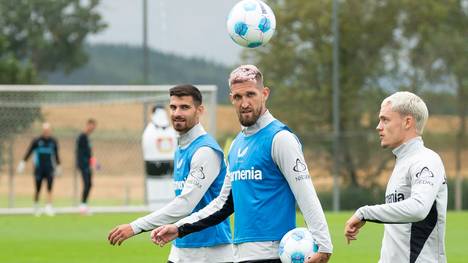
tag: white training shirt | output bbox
[131,123,233,263]
[175,111,333,262]
[355,137,447,263]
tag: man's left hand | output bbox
[306,252,331,263]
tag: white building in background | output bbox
[142,105,177,209]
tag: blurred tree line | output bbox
[0,0,106,78]
[246,0,467,189]
[46,44,232,103]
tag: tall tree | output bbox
[245,0,403,186]
[397,0,468,209]
[0,36,37,83]
[0,0,106,75]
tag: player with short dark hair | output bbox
[108,84,232,263]
[76,118,97,214]
[169,84,203,106]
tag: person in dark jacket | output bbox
[76,118,97,214]
[17,122,61,216]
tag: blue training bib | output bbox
[173,134,232,248]
[228,120,296,244]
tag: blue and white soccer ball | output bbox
[279,228,318,263]
[226,0,276,48]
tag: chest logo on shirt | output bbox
[415,167,434,179]
[230,167,263,181]
[293,158,307,172]
[176,159,184,169]
[414,167,435,186]
[237,146,249,158]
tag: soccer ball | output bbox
[226,0,276,48]
[279,228,318,263]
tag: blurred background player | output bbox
[108,85,232,263]
[76,118,97,214]
[142,105,177,209]
[17,122,61,216]
[345,92,447,263]
[152,65,332,263]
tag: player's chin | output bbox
[240,119,255,126]
[239,114,256,126]
[379,139,388,148]
[173,124,186,132]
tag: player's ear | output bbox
[404,115,412,130]
[229,93,235,104]
[197,104,205,115]
[262,87,270,102]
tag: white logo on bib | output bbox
[237,147,249,157]
[176,159,183,169]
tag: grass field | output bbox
[0,211,466,263]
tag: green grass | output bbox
[0,195,144,208]
[0,212,466,262]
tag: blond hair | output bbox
[382,91,429,135]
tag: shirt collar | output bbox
[392,136,424,159]
[178,123,206,149]
[241,110,275,136]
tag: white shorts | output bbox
[168,243,233,263]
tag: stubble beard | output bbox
[238,107,262,127]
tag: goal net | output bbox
[0,85,218,210]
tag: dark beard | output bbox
[173,124,187,133]
[238,108,262,127]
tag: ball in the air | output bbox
[226,0,276,48]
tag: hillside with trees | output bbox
[46,44,232,103]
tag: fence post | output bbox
[8,140,15,208]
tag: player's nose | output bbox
[376,121,383,131]
[240,98,250,108]
[172,107,183,116]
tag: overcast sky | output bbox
[87,0,243,66]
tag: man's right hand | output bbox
[108,224,135,246]
[151,224,179,246]
[344,214,366,244]
[55,165,63,177]
[16,161,25,174]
